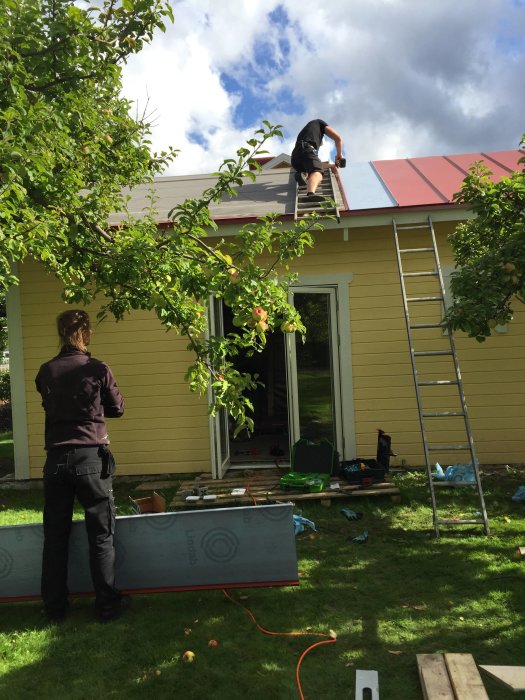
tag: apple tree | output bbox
[445,138,525,341]
[0,0,324,432]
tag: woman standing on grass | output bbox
[35,309,128,623]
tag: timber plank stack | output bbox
[417,653,489,700]
[169,472,400,509]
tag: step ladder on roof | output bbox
[294,167,340,222]
[392,216,490,537]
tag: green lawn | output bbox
[0,431,13,457]
[0,431,14,479]
[0,468,524,699]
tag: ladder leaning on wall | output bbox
[392,216,490,537]
[294,166,340,222]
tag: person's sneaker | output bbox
[99,595,131,623]
[305,193,325,202]
[294,171,308,187]
[45,608,68,624]
[43,601,69,624]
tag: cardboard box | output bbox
[129,491,166,514]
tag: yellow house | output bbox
[8,150,525,480]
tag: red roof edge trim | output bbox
[339,201,466,219]
[406,159,449,203]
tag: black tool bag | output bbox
[291,438,338,475]
[339,429,394,484]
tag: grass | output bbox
[0,431,13,479]
[1,468,524,699]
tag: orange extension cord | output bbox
[222,589,337,700]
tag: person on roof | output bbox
[291,119,345,201]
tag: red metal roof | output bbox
[371,150,523,207]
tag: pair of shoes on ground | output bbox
[99,595,132,623]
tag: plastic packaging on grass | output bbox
[433,462,476,482]
[511,485,525,503]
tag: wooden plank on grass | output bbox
[416,654,455,700]
[444,653,489,699]
[479,665,525,691]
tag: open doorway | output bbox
[222,305,290,466]
[210,285,345,476]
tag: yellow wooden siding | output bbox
[16,217,525,478]
[19,260,210,478]
[280,223,524,466]
[347,223,522,466]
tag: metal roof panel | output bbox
[107,149,523,223]
[371,158,447,206]
[406,156,466,202]
[341,162,397,210]
[445,152,511,179]
[482,150,524,173]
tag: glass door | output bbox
[286,287,343,458]
[208,296,230,479]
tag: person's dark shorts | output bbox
[291,142,323,174]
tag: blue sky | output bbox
[122,0,525,175]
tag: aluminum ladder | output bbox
[294,166,340,222]
[392,216,490,536]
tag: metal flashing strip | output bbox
[0,504,298,601]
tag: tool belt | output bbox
[298,140,318,155]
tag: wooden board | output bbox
[444,653,489,700]
[417,654,455,700]
[479,665,525,691]
[167,473,400,508]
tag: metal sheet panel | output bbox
[341,163,397,210]
[446,152,512,179]
[0,504,298,601]
[482,150,524,174]
[408,156,466,202]
[371,158,446,206]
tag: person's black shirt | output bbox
[35,347,124,449]
[295,119,329,150]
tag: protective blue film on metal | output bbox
[340,162,397,210]
[0,504,298,600]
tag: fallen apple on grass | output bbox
[182,651,196,664]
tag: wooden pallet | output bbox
[169,472,400,509]
[417,653,489,700]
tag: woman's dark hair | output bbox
[56,309,91,351]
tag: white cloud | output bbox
[121,0,525,175]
